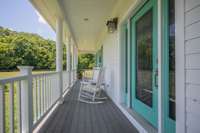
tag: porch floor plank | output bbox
[38,81,138,133]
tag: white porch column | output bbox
[71,43,74,83]
[72,44,75,82]
[56,16,63,101]
[18,66,33,133]
[74,47,77,80]
[67,37,71,87]
[75,46,78,80]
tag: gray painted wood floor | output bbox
[38,81,138,133]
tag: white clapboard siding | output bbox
[185,0,200,12]
[185,5,200,26]
[187,127,200,133]
[185,0,200,132]
[185,21,200,40]
[186,70,200,84]
[186,113,200,133]
[185,37,200,53]
[186,97,200,116]
[186,84,200,100]
[186,54,200,69]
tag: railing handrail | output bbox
[0,75,28,84]
[0,72,61,84]
[32,71,59,77]
[80,68,100,71]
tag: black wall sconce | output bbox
[106,17,118,33]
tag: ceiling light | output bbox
[84,18,89,21]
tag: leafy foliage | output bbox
[0,26,67,71]
[78,54,95,70]
[77,53,95,79]
[0,26,94,72]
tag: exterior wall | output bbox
[101,0,200,133]
[184,0,200,132]
[102,32,121,103]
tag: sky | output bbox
[0,0,55,40]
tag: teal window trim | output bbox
[162,0,175,132]
[96,46,103,67]
[125,25,128,94]
[122,23,129,105]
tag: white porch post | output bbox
[67,37,71,87]
[72,44,75,82]
[18,66,33,133]
[75,47,78,80]
[71,43,74,83]
[56,16,63,101]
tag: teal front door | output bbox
[131,0,158,127]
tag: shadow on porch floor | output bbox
[38,81,138,133]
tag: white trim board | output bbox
[175,0,186,132]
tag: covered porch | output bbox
[2,0,200,132]
[36,81,138,133]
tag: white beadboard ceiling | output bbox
[30,0,135,52]
[60,0,117,52]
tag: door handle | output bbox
[154,69,158,87]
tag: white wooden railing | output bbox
[0,75,28,133]
[71,69,77,84]
[62,71,69,92]
[32,72,60,128]
[0,66,76,133]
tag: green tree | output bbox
[0,26,67,71]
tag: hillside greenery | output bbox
[0,26,95,71]
[0,26,66,71]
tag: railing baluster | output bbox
[53,76,55,102]
[37,76,41,118]
[32,78,35,122]
[17,81,22,133]
[50,76,53,106]
[46,76,48,110]
[40,77,42,116]
[46,77,48,109]
[50,76,52,106]
[0,84,5,133]
[10,82,14,133]
[35,77,38,121]
[42,76,44,115]
[47,77,50,108]
[40,76,42,116]
[44,76,46,112]
[46,76,48,111]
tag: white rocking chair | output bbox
[82,67,100,83]
[78,67,107,104]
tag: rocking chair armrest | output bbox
[80,81,91,85]
[80,81,97,85]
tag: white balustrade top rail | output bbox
[0,67,76,133]
[0,75,28,84]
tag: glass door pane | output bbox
[136,9,153,107]
[168,0,175,120]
